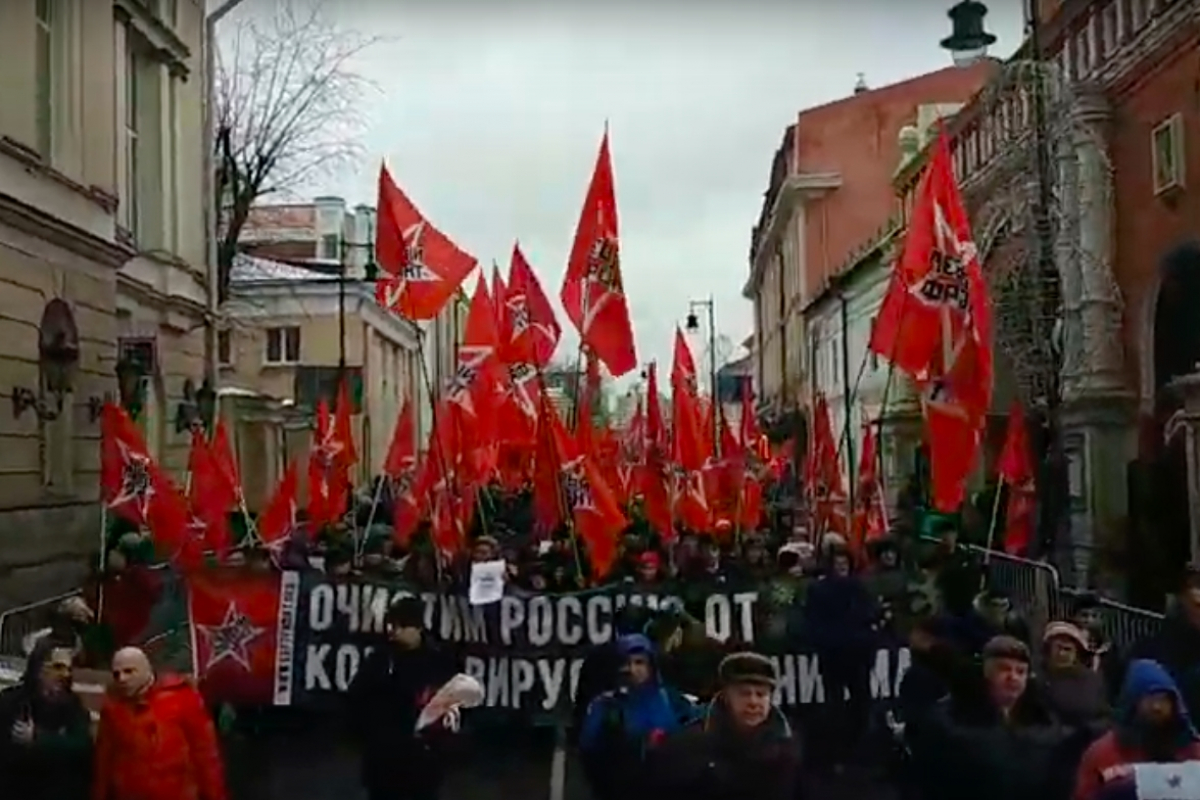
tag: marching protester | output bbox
[347,595,461,800]
[804,545,879,772]
[1039,621,1110,730]
[1069,594,1122,698]
[579,633,698,800]
[0,635,92,800]
[1073,659,1200,800]
[92,646,226,800]
[1122,567,1200,719]
[646,652,799,800]
[908,635,1076,800]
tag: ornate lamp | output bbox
[940,1,997,67]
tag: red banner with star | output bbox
[188,568,286,706]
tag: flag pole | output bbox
[356,476,388,561]
[535,367,587,586]
[414,328,459,584]
[983,477,1005,564]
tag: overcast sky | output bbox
[223,0,1025,384]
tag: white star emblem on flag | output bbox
[560,458,595,512]
[506,362,539,420]
[109,442,155,519]
[197,602,265,671]
[446,346,492,414]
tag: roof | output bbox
[229,253,336,284]
[243,203,316,230]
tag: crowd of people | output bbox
[5,483,1200,800]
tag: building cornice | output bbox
[0,193,131,269]
[742,172,842,299]
[802,222,901,316]
[224,282,421,350]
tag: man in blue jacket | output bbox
[579,634,697,800]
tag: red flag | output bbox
[382,400,421,547]
[211,420,241,502]
[187,431,234,560]
[100,403,192,565]
[375,164,476,321]
[306,399,351,528]
[446,280,503,465]
[259,462,300,547]
[997,402,1035,556]
[640,363,673,538]
[507,244,561,367]
[560,131,636,377]
[491,262,510,341]
[189,569,282,706]
[806,395,847,536]
[869,130,992,512]
[671,338,709,532]
[852,419,888,554]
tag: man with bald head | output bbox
[92,647,226,800]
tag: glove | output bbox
[441,705,461,732]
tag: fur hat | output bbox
[718,652,777,687]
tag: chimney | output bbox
[854,73,868,94]
[313,196,346,263]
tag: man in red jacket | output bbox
[92,647,226,800]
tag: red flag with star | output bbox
[382,399,421,547]
[374,164,476,321]
[188,568,282,706]
[869,129,993,512]
[639,362,674,538]
[260,461,300,547]
[187,431,234,560]
[211,420,241,502]
[99,403,192,564]
[506,243,561,367]
[445,280,504,472]
[560,131,637,378]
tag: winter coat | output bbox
[909,667,1079,800]
[579,635,699,800]
[1073,659,1200,800]
[0,657,92,800]
[645,701,799,800]
[1040,665,1110,730]
[92,675,226,800]
[803,574,879,657]
[346,638,459,795]
[1124,608,1200,720]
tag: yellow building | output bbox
[0,0,212,609]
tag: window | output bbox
[1152,113,1186,195]
[123,31,163,246]
[1131,0,1145,30]
[320,233,341,260]
[218,330,232,366]
[1115,0,1127,41]
[265,327,301,364]
[34,0,56,159]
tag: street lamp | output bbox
[337,237,380,373]
[687,297,719,456]
[940,1,1070,563]
[940,1,998,66]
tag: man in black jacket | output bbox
[647,652,799,800]
[0,634,92,800]
[348,595,460,800]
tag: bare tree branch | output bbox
[214,0,383,300]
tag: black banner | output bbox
[273,572,910,713]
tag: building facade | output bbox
[744,64,995,444]
[0,0,210,610]
[887,0,1197,592]
[224,196,468,508]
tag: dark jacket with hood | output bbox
[645,700,799,800]
[0,640,92,800]
[346,636,459,796]
[579,634,698,800]
[1124,607,1200,720]
[909,664,1081,800]
[1074,659,1200,800]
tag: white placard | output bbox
[469,559,506,606]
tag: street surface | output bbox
[224,723,899,800]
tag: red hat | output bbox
[638,551,661,568]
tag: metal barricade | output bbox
[0,590,82,657]
[961,542,1167,650]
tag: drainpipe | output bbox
[839,290,855,513]
[203,0,250,391]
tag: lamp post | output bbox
[941,0,1069,560]
[337,237,380,392]
[686,297,719,456]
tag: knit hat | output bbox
[385,595,425,629]
[1042,621,1090,651]
[718,652,777,688]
